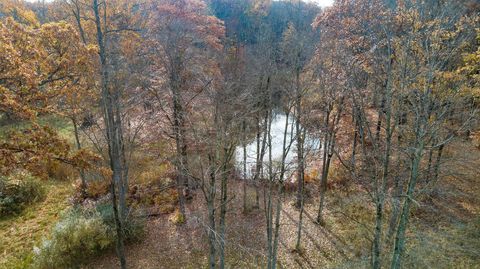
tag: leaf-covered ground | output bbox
[87,139,480,269]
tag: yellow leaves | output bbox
[0,16,99,177]
[0,0,38,26]
[98,167,113,179]
[0,17,98,121]
[455,29,480,103]
[251,0,271,16]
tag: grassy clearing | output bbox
[0,180,73,269]
[0,115,73,141]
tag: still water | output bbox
[235,113,320,179]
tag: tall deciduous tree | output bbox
[147,0,225,220]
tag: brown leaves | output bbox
[0,15,100,178]
[0,18,97,121]
[0,125,100,178]
[148,0,225,52]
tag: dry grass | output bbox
[0,180,73,269]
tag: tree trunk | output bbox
[387,175,402,245]
[351,116,358,174]
[373,74,393,269]
[295,124,306,250]
[391,134,425,269]
[243,121,247,212]
[172,76,187,218]
[265,112,274,269]
[271,111,291,268]
[316,113,330,223]
[92,1,126,268]
[432,144,444,183]
[295,180,305,251]
[255,116,260,208]
[72,117,87,199]
[218,157,228,269]
[317,100,343,224]
[72,0,87,45]
[375,93,385,142]
[295,70,304,209]
[208,155,217,269]
[208,201,216,269]
[271,187,282,269]
[426,142,434,182]
[115,98,128,221]
[253,115,263,209]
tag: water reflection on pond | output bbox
[235,112,320,179]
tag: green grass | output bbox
[0,115,73,141]
[0,115,79,268]
[0,180,73,269]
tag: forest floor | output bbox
[87,185,356,269]
[87,138,480,269]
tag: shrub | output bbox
[153,189,178,214]
[0,171,45,217]
[46,160,76,181]
[169,209,185,225]
[32,209,113,269]
[135,161,174,186]
[32,204,145,269]
[95,202,145,242]
[129,182,178,215]
[86,179,110,199]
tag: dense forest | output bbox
[0,0,479,268]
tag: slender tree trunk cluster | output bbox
[92,0,131,267]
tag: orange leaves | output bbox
[0,125,100,178]
[0,18,97,120]
[0,15,99,177]
[456,29,480,102]
[0,18,43,120]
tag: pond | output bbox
[235,112,320,180]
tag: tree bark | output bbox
[242,120,247,212]
[432,143,444,183]
[295,69,304,209]
[92,1,126,268]
[72,117,87,199]
[171,68,187,218]
[316,109,330,223]
[391,123,426,269]
[316,98,343,224]
[218,157,228,269]
[271,111,291,268]
[71,0,87,45]
[207,153,217,269]
[372,77,393,269]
